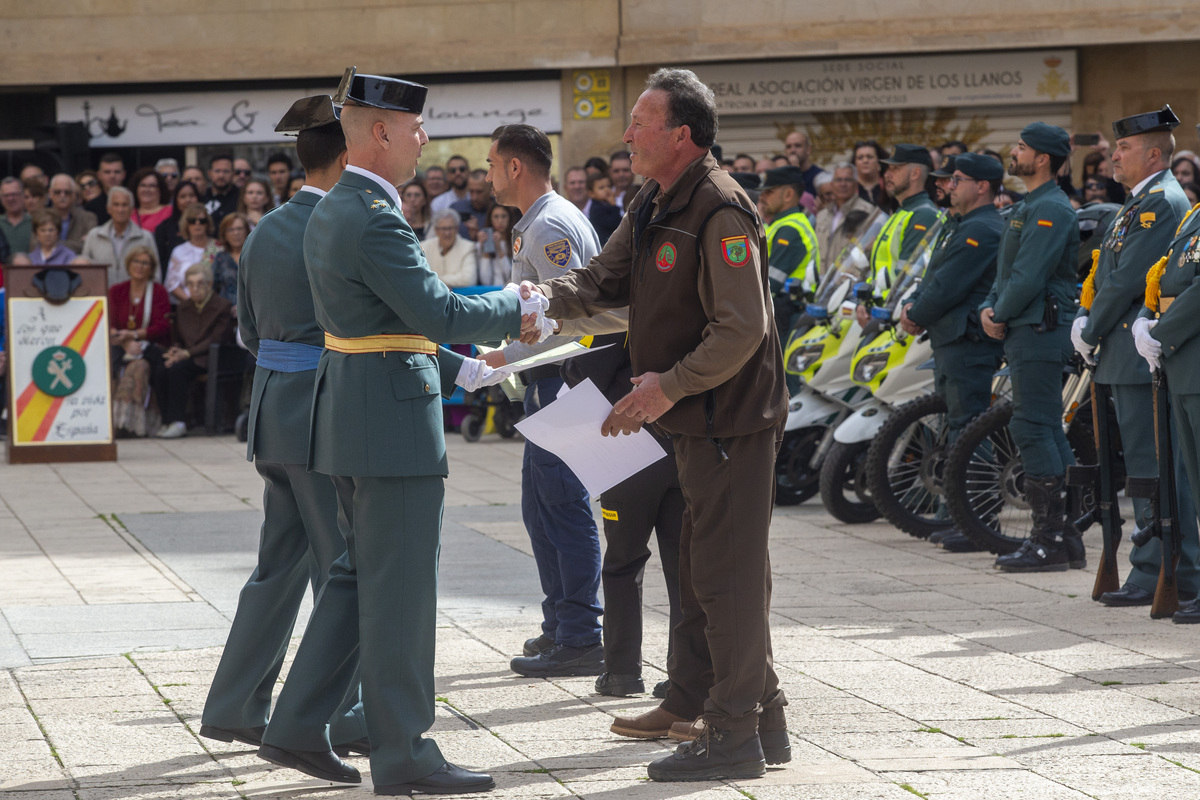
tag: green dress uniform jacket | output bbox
[1149,207,1200,392]
[1080,170,1190,386]
[983,180,1079,327]
[870,191,941,296]
[238,190,325,464]
[304,170,522,477]
[907,204,1005,348]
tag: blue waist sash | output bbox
[256,339,323,372]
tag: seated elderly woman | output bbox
[110,245,172,437]
[422,208,478,287]
[152,262,234,439]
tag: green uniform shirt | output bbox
[982,180,1079,328]
[869,191,941,296]
[1079,170,1190,385]
[1145,206,1200,394]
[907,204,1005,348]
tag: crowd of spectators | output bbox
[0,127,1169,440]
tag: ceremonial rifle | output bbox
[1066,377,1124,599]
[1126,368,1182,618]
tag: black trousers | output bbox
[153,357,204,424]
[598,450,685,675]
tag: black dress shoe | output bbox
[510,643,604,677]
[1098,583,1154,607]
[374,762,495,795]
[522,634,555,657]
[940,532,985,553]
[199,724,265,747]
[595,672,645,696]
[257,744,361,784]
[332,737,370,757]
[652,679,669,699]
[1174,597,1200,624]
[647,726,766,782]
[929,527,958,546]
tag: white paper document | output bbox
[514,378,668,496]
[494,342,612,376]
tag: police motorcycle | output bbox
[816,221,945,524]
[774,211,888,505]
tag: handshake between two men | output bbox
[454,281,675,438]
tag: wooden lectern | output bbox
[4,262,117,464]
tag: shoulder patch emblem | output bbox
[913,224,927,231]
[512,235,522,256]
[544,238,572,268]
[1140,212,1156,229]
[721,235,750,267]
[966,238,979,247]
[777,237,790,246]
[656,242,677,272]
[1037,219,1054,228]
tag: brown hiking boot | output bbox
[610,707,689,739]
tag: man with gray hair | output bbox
[80,185,158,286]
[526,66,790,782]
[815,162,880,263]
[48,173,97,253]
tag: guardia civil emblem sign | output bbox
[656,242,677,272]
[32,347,86,397]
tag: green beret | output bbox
[1019,122,1070,158]
[955,152,1003,181]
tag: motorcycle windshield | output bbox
[809,208,889,309]
[883,219,946,313]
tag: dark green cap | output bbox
[931,155,956,178]
[762,165,805,190]
[881,143,933,168]
[1019,122,1070,157]
[955,152,1004,181]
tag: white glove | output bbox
[1131,317,1162,372]
[1070,315,1095,365]
[455,358,507,392]
[504,282,550,317]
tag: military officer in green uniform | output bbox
[256,69,543,795]
[901,153,1007,553]
[760,164,819,392]
[199,96,368,754]
[857,143,941,325]
[981,122,1081,572]
[1134,154,1200,622]
[1073,106,1200,607]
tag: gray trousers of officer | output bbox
[1115,383,1200,595]
[201,460,364,743]
[660,425,787,731]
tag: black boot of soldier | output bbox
[647,725,766,782]
[995,475,1069,573]
[1063,484,1087,570]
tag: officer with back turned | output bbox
[1073,106,1200,609]
[198,95,369,755]
[900,153,1007,554]
[981,122,1081,572]
[1132,121,1200,624]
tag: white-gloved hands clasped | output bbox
[455,358,508,393]
[504,283,554,343]
[1131,317,1162,372]
[1070,315,1095,365]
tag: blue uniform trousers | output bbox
[522,377,603,647]
[201,460,364,744]
[1004,325,1074,478]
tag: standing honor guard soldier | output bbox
[1132,123,1200,624]
[256,68,546,796]
[1073,106,1200,608]
[199,94,369,755]
[526,68,790,783]
[982,122,1081,572]
[900,153,1007,553]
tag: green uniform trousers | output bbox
[934,339,1003,441]
[1125,387,1200,595]
[661,425,787,731]
[1003,324,1074,479]
[201,461,364,743]
[261,475,446,786]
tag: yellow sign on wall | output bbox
[573,69,611,120]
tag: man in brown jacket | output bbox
[527,67,788,783]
